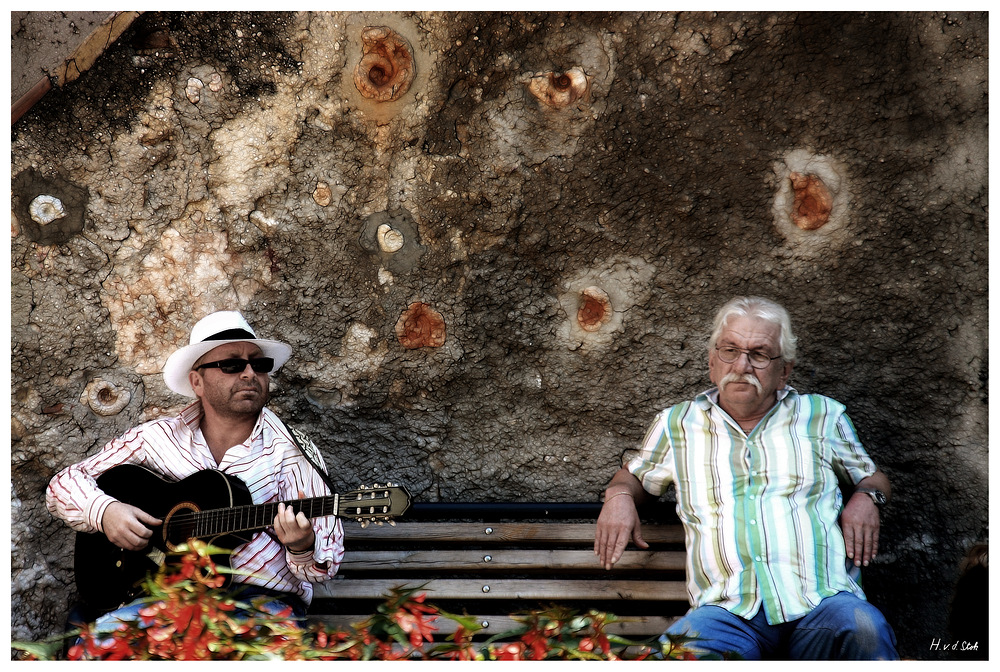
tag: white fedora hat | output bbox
[163,311,292,398]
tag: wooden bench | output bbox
[309,501,688,640]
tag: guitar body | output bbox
[74,464,254,613]
[72,463,410,614]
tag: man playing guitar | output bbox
[47,310,345,623]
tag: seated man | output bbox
[47,310,344,624]
[595,296,898,660]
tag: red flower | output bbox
[522,629,549,659]
[494,642,526,660]
[394,607,439,647]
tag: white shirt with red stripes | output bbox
[46,401,344,605]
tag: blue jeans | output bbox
[663,592,899,660]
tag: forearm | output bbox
[603,467,649,505]
[46,435,143,531]
[855,469,891,503]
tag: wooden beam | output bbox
[344,521,685,545]
[314,578,688,602]
[339,548,687,572]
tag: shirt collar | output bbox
[179,400,204,430]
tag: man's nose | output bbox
[736,351,756,372]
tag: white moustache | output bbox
[719,373,763,394]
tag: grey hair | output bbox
[707,296,797,362]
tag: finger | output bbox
[611,534,629,566]
[862,526,877,566]
[856,527,869,566]
[295,511,311,529]
[597,530,613,568]
[135,509,163,526]
[843,525,857,562]
[121,527,147,551]
[604,529,623,568]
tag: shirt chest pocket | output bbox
[756,435,834,498]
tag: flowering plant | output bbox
[13,542,705,660]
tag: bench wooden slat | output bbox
[311,613,678,638]
[344,521,685,545]
[340,548,687,572]
[314,578,688,602]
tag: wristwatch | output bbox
[855,487,887,508]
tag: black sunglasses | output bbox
[194,357,275,375]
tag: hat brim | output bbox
[163,338,292,398]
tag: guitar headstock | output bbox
[339,483,412,527]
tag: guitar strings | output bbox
[165,497,337,537]
[162,489,395,540]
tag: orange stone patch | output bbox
[789,172,833,230]
[577,286,612,332]
[354,26,416,103]
[396,302,446,349]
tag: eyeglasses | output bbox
[194,357,275,375]
[715,347,781,369]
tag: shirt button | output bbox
[755,556,762,562]
[750,519,757,525]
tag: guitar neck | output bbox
[193,495,341,538]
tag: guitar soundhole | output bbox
[163,502,199,551]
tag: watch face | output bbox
[858,488,886,506]
[867,490,887,505]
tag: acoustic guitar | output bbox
[73,463,411,612]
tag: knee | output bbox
[798,594,898,660]
[848,603,890,646]
[834,601,898,660]
[661,607,760,660]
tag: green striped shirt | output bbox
[628,386,876,624]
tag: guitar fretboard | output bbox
[163,488,400,542]
[193,495,342,537]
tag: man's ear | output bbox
[188,370,203,397]
[781,361,794,385]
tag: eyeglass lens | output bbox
[716,347,772,368]
[198,357,275,374]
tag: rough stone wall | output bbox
[10,11,987,659]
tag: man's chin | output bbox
[221,396,266,418]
